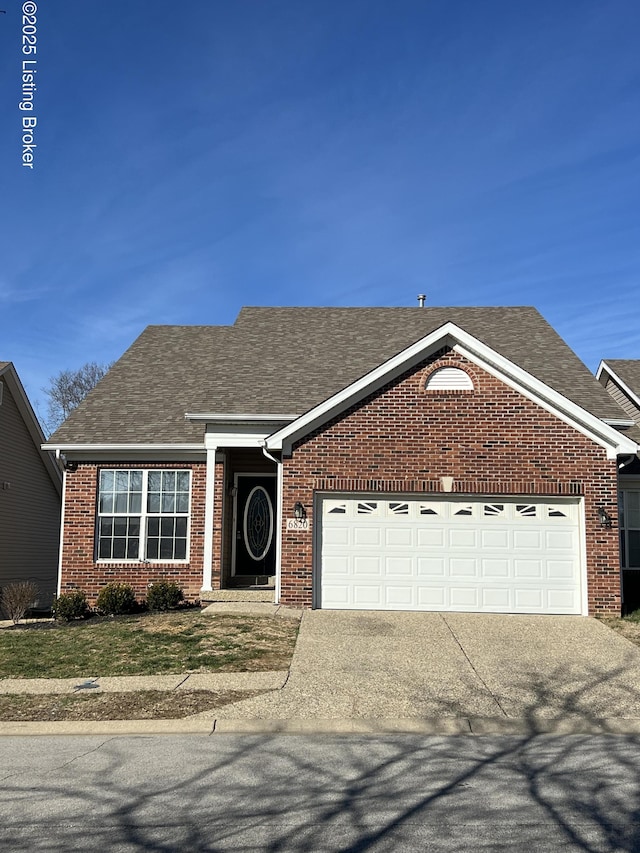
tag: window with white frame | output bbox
[97,469,190,561]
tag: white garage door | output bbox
[319,496,583,614]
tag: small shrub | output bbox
[1,581,39,624]
[53,590,90,621]
[146,580,184,612]
[96,582,137,616]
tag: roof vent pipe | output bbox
[417,294,426,307]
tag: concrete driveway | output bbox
[217,610,640,724]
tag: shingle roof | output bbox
[48,306,625,445]
[604,360,640,398]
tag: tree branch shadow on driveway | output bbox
[4,663,640,851]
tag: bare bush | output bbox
[1,581,40,624]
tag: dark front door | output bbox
[233,475,277,576]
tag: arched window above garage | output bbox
[424,366,474,391]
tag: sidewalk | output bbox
[0,670,288,695]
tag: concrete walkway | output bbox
[5,610,640,735]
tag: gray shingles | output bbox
[48,306,625,445]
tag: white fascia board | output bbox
[186,412,299,422]
[265,321,638,459]
[595,362,640,412]
[595,360,607,382]
[204,432,274,449]
[42,443,206,461]
[603,418,636,427]
[453,339,638,459]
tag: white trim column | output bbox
[201,443,218,592]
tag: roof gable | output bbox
[266,323,637,459]
[0,362,62,492]
[598,360,640,409]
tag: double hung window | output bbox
[97,469,190,561]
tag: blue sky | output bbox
[1,0,639,419]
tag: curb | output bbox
[5,716,640,737]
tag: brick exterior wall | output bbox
[59,462,207,605]
[279,349,621,615]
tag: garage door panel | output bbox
[354,527,382,547]
[322,584,351,606]
[324,526,350,546]
[449,529,477,548]
[481,558,510,578]
[417,529,445,547]
[323,556,350,575]
[450,558,478,577]
[481,529,510,549]
[417,587,446,607]
[513,530,542,549]
[481,588,510,609]
[385,586,415,607]
[545,531,575,550]
[353,556,383,576]
[320,496,582,614]
[418,557,446,576]
[547,560,575,579]
[352,585,384,607]
[548,589,578,610]
[386,528,413,547]
[514,588,544,610]
[385,557,413,576]
[450,587,479,608]
[514,559,543,578]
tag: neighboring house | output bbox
[44,307,639,617]
[597,360,640,611]
[0,362,62,612]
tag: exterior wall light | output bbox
[293,501,306,520]
[597,507,613,528]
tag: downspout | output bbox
[262,441,283,604]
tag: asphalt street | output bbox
[2,733,640,851]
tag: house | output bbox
[0,362,62,612]
[597,360,640,611]
[44,307,639,617]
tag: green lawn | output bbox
[0,610,299,678]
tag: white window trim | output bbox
[96,468,192,564]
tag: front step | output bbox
[200,588,275,604]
